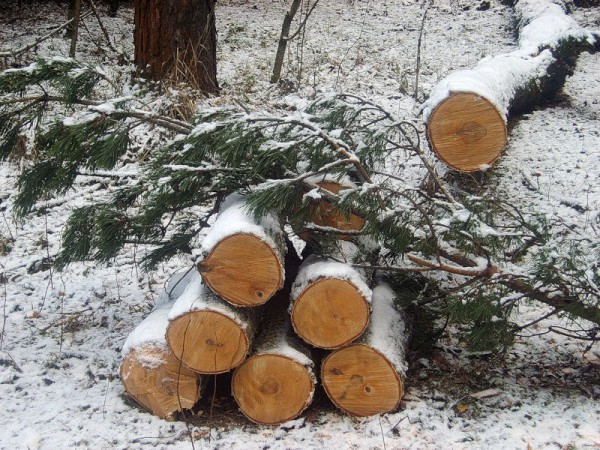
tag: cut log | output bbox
[301,175,365,239]
[120,271,203,420]
[422,0,599,172]
[232,296,316,425]
[321,282,408,417]
[166,270,259,374]
[290,255,371,349]
[197,195,286,307]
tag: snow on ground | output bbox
[1,1,599,449]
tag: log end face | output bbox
[166,311,249,374]
[232,354,314,425]
[300,181,365,241]
[291,278,370,349]
[120,346,200,420]
[200,234,283,306]
[427,93,507,172]
[321,344,403,417]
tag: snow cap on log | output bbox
[421,0,598,172]
[167,270,259,373]
[197,194,286,306]
[290,255,372,349]
[321,282,408,417]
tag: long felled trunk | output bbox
[134,0,218,93]
[321,282,408,417]
[422,0,599,172]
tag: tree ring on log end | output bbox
[166,311,249,374]
[321,344,403,417]
[232,354,314,425]
[427,92,507,172]
[291,278,370,349]
[199,233,283,307]
[120,346,200,420]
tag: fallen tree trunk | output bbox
[120,271,203,420]
[232,294,316,425]
[166,270,259,374]
[422,0,599,172]
[321,282,408,416]
[290,255,371,349]
[197,195,286,307]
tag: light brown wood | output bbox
[321,344,403,417]
[314,181,365,232]
[427,92,507,172]
[300,180,365,240]
[291,278,370,349]
[167,310,250,374]
[199,233,283,306]
[232,354,314,425]
[120,346,201,420]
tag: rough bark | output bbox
[134,0,218,94]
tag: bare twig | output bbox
[86,0,120,54]
[0,17,86,58]
[414,1,433,100]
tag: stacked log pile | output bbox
[120,193,410,424]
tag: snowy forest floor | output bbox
[1,0,600,449]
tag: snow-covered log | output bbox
[299,175,365,240]
[120,270,202,420]
[290,255,372,349]
[197,194,286,307]
[422,0,599,172]
[321,282,408,417]
[232,294,316,425]
[166,270,260,374]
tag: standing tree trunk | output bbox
[271,0,301,83]
[67,0,81,57]
[134,0,219,94]
[107,0,119,17]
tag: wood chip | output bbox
[470,389,499,399]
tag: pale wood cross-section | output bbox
[321,344,403,417]
[427,92,507,172]
[291,278,370,349]
[310,180,366,235]
[232,354,314,425]
[120,346,201,420]
[199,233,284,307]
[167,310,252,374]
